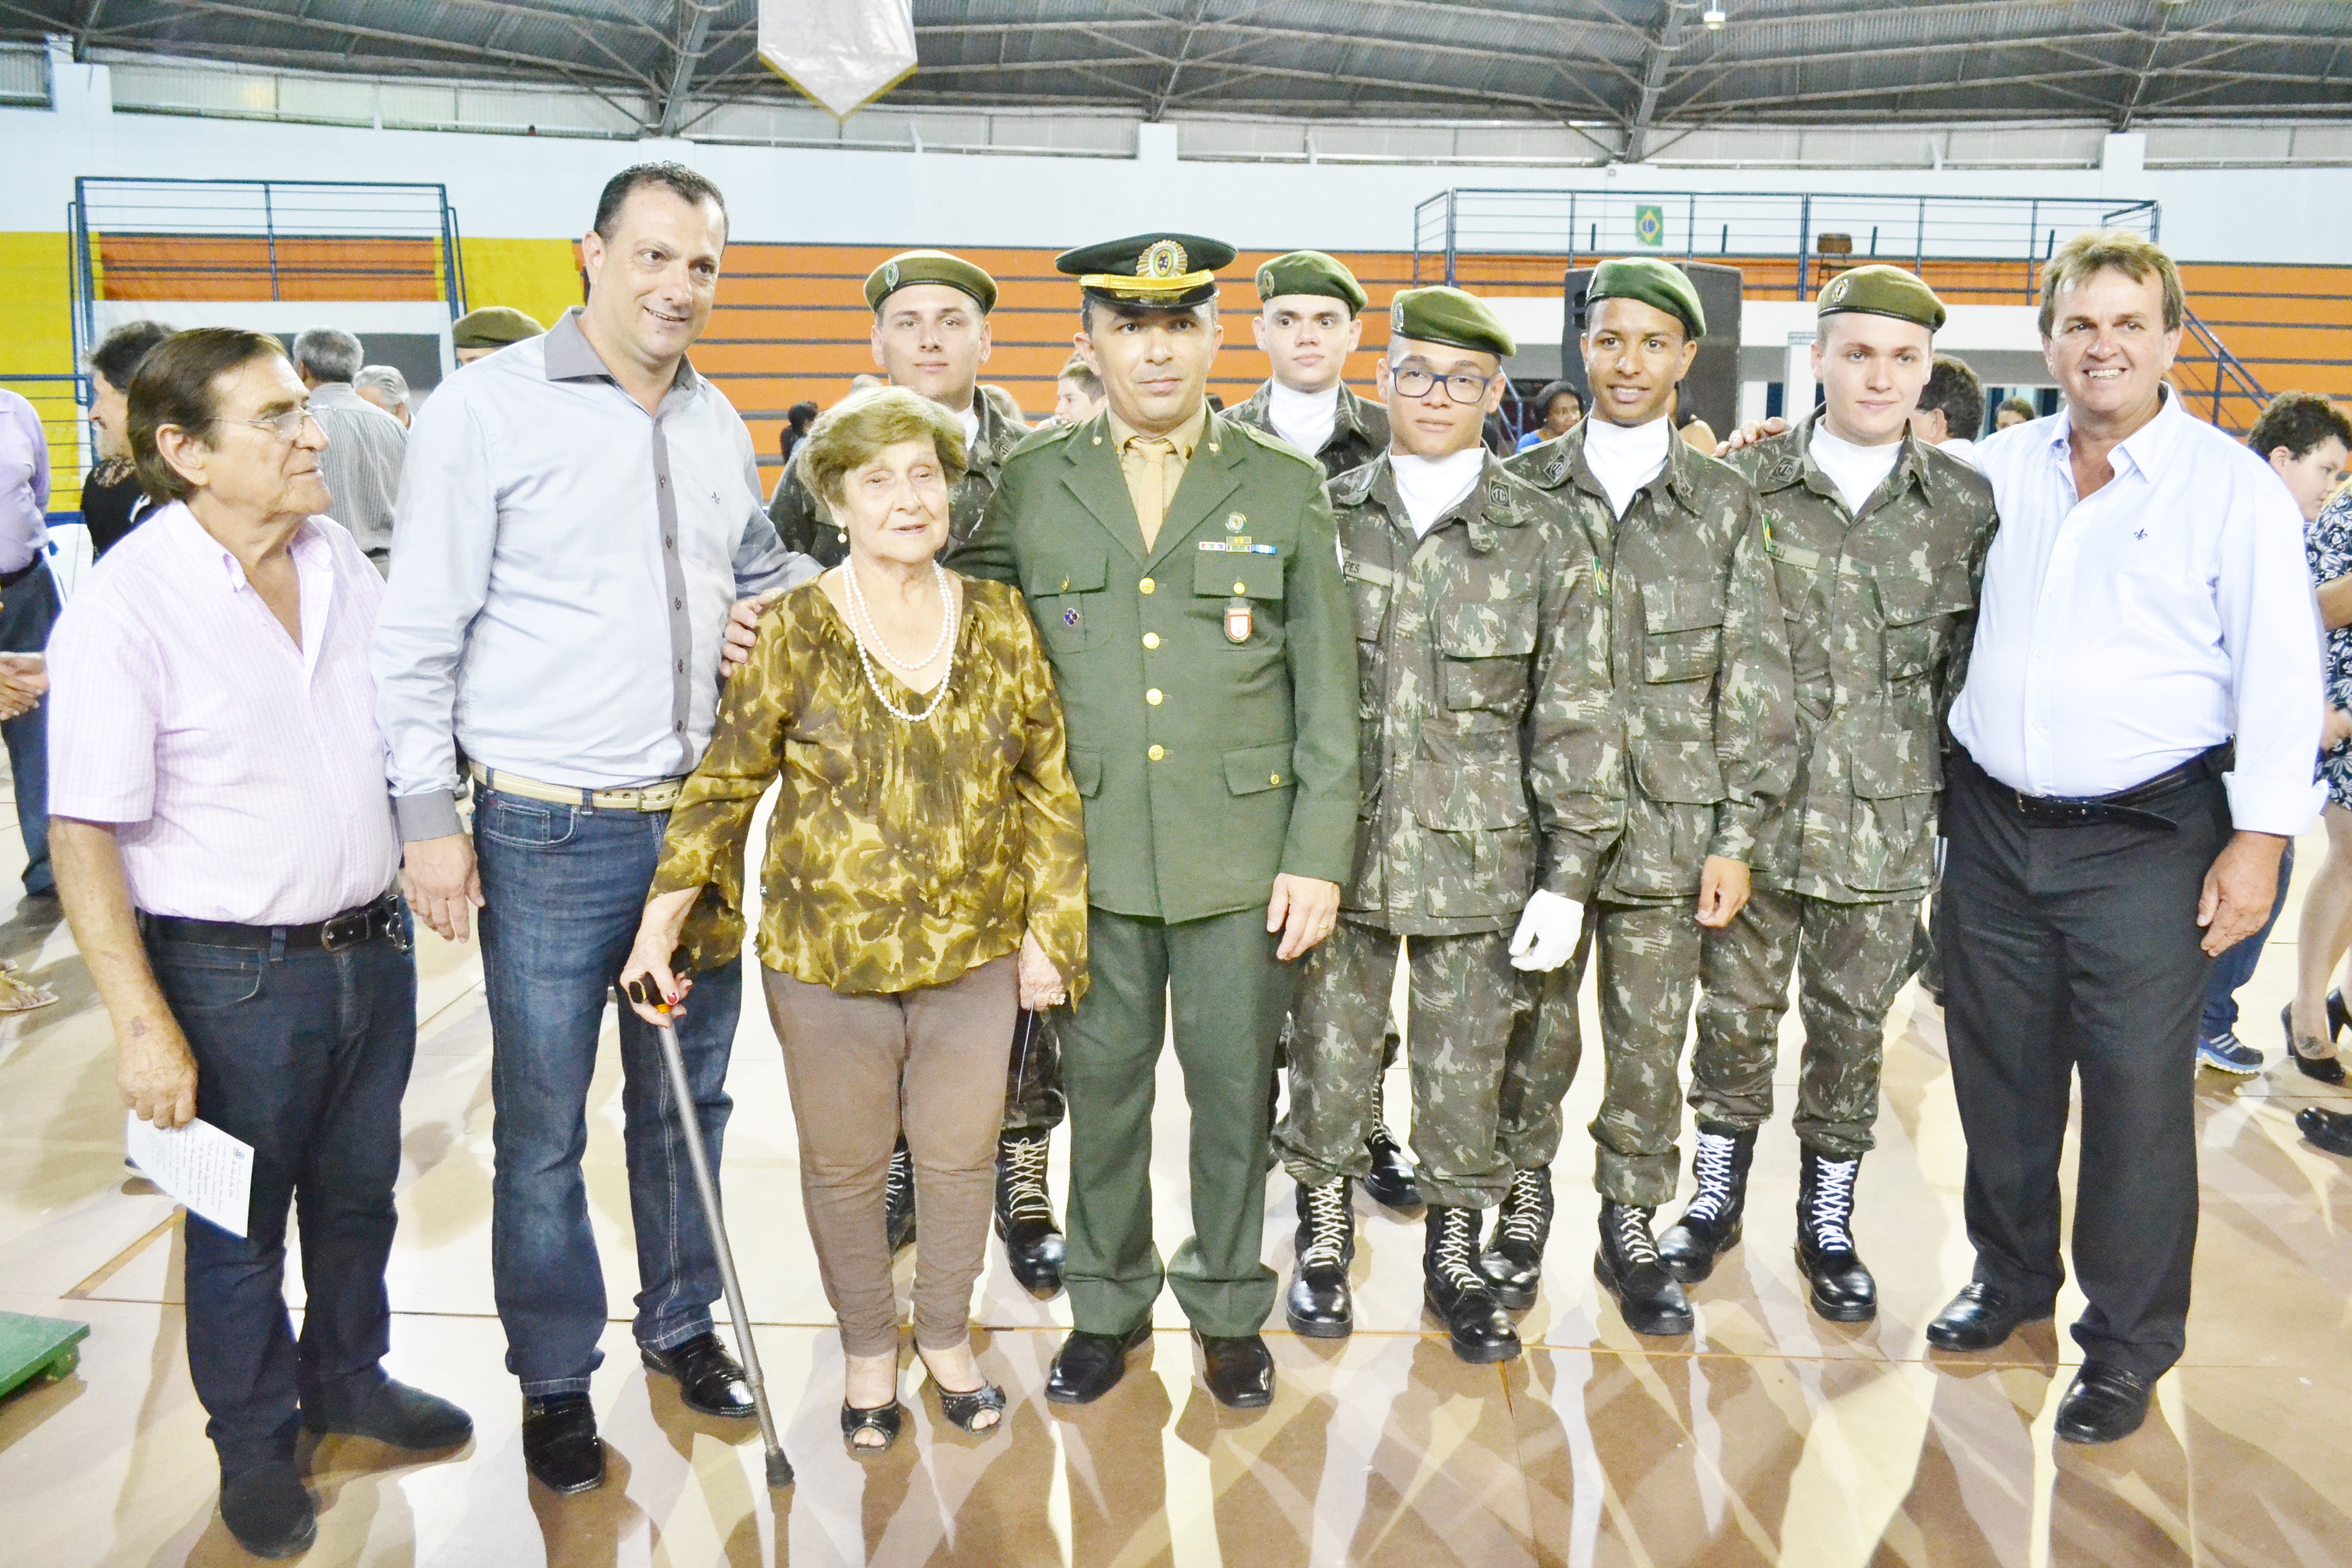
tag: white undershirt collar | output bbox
[1808,417,1905,514]
[1268,380,1340,456]
[1582,414,1673,519]
[1390,449,1486,537]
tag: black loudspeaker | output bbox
[1560,260,1744,437]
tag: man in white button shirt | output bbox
[1929,231,2323,1444]
[375,164,815,1494]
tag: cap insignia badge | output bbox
[1140,239,1189,279]
[881,262,900,291]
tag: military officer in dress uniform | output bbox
[953,232,1358,1410]
[1660,267,1996,1320]
[1276,286,1621,1363]
[766,249,1067,1290]
[1228,251,1391,481]
[1482,258,1796,1337]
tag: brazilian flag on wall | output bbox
[1634,205,1666,248]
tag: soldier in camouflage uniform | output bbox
[1228,251,1391,481]
[1659,267,1997,1323]
[1483,259,1796,1338]
[766,251,1068,1292]
[1276,287,1622,1364]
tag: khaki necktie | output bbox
[1133,436,1174,551]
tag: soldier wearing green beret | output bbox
[452,305,545,364]
[769,250,1030,568]
[1228,251,1391,480]
[1657,265,1996,1322]
[952,233,1358,1410]
[1477,257,1796,1338]
[1274,286,1622,1363]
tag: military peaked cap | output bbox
[1057,233,1236,310]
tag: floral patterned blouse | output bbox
[2307,486,2352,808]
[651,574,1089,998]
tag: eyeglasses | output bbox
[1392,366,1496,404]
[235,407,323,443]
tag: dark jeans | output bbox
[154,913,416,1477]
[473,789,742,1395]
[0,560,58,896]
[2199,841,2294,1040]
[1942,750,2226,1381]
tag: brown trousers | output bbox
[762,957,1018,1356]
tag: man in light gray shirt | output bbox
[292,327,406,573]
[374,163,815,1496]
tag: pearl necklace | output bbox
[842,559,959,724]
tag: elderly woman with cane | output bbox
[620,387,1088,1453]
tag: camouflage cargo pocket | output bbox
[1410,755,1535,914]
[1846,729,1938,891]
[1640,579,1727,683]
[1873,565,1973,683]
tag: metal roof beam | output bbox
[1624,0,1694,163]
[656,0,715,135]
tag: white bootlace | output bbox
[1000,1137,1054,1223]
[1610,1204,1661,1265]
[1497,1168,1551,1246]
[1433,1208,1483,1289]
[1806,1159,1858,1251]
[1682,1131,1741,1224]
[1299,1179,1353,1270]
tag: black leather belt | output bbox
[0,558,44,589]
[141,893,405,952]
[1975,744,2231,832]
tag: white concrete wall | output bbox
[12,52,2352,262]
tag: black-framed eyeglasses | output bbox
[1392,366,1495,404]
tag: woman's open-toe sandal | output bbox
[840,1400,904,1454]
[932,1380,1006,1436]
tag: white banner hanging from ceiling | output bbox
[758,0,918,120]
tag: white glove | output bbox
[1509,889,1585,972]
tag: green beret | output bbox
[1056,232,1236,309]
[1388,285,1515,361]
[1254,251,1367,313]
[451,306,545,350]
[1584,258,1705,339]
[1816,263,1947,332]
[865,250,998,314]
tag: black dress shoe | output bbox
[1283,1177,1355,1338]
[994,1131,1066,1297]
[2296,1106,2352,1157]
[1476,1166,1553,1311]
[1594,1200,1693,1337]
[643,1332,756,1418]
[1045,1323,1151,1405]
[2055,1363,2152,1444]
[1793,1148,1877,1323]
[1657,1126,1753,1284]
[220,1461,316,1559]
[1924,1282,2053,1352]
[885,1138,919,1253]
[1193,1331,1275,1409]
[522,1393,606,1494]
[304,1376,474,1448]
[1424,1206,1521,1363]
[2281,1002,2346,1085]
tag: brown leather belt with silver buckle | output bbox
[468,762,685,813]
[1981,743,2232,832]
[141,893,405,952]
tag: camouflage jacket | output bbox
[769,382,1030,566]
[1506,426,1796,904]
[1333,454,1622,935]
[1228,380,1391,480]
[1724,414,1998,901]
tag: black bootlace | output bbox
[1000,1137,1054,1223]
[1497,1168,1551,1245]
[1300,1178,1352,1269]
[1610,1204,1660,1265]
[1682,1131,1740,1224]
[1434,1208,1484,1289]
[1806,1159,1858,1251]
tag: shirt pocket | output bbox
[1641,579,1727,684]
[1025,549,1108,654]
[1874,564,1974,683]
[1434,592,1538,729]
[1194,550,1287,653]
[1409,754,1536,913]
[1846,728,1940,890]
[1630,737,1729,804]
[1223,740,1297,796]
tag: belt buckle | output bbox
[321,910,371,951]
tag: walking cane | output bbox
[646,1003,794,1488]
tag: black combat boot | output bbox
[1595,1200,1694,1336]
[993,1130,1064,1297]
[1794,1147,1877,1322]
[1657,1125,1755,1283]
[1423,1206,1521,1363]
[1476,1165,1553,1311]
[884,1138,917,1255]
[1283,1176,1355,1337]
[1361,1073,1423,1211]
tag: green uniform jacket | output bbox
[1228,380,1392,480]
[952,406,1360,923]
[1506,427,1796,905]
[1332,453,1623,934]
[770,383,1030,566]
[1724,414,1999,901]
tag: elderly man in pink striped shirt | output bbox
[47,329,469,1559]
